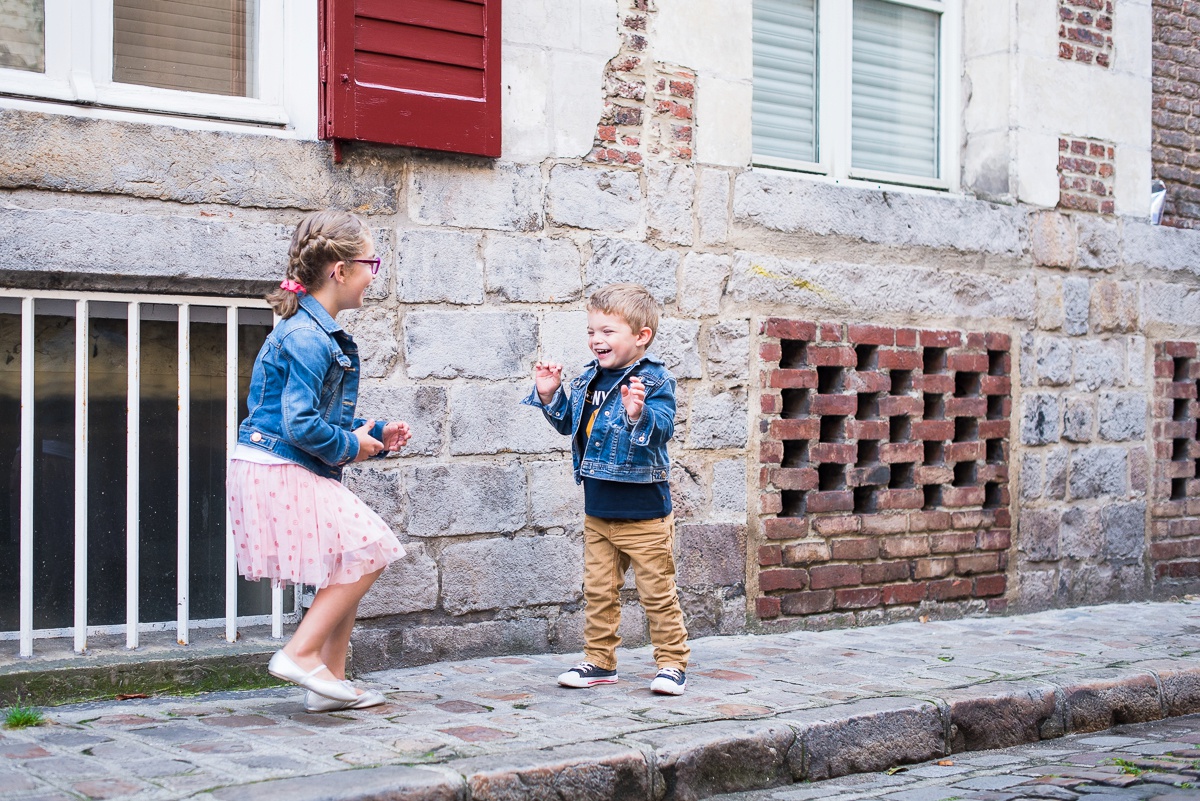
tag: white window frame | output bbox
[0,0,318,138]
[753,0,961,193]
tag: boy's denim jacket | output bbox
[237,293,387,480]
[521,354,674,484]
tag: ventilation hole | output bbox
[924,393,945,419]
[955,372,982,397]
[890,370,913,395]
[818,366,843,394]
[1174,439,1189,461]
[923,484,942,510]
[818,463,846,491]
[889,462,915,489]
[988,349,1006,376]
[857,440,880,465]
[986,439,1004,463]
[781,388,810,419]
[780,490,806,517]
[954,417,979,443]
[923,347,947,374]
[924,440,945,464]
[853,486,878,514]
[953,462,977,487]
[889,415,911,443]
[983,482,1003,509]
[857,393,880,420]
[1196,417,1200,441]
[987,394,1005,420]
[780,339,808,369]
[781,440,808,468]
[1174,357,1191,381]
[1171,478,1187,501]
[820,415,847,443]
[1176,398,1192,422]
[855,344,878,371]
[1195,459,1200,480]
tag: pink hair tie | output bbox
[280,279,305,294]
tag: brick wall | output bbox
[755,319,1012,625]
[1150,341,1200,592]
[1059,0,1114,67]
[1152,0,1200,228]
[1058,137,1115,214]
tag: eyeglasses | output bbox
[330,257,381,279]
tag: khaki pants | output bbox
[582,513,690,671]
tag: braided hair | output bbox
[267,209,370,318]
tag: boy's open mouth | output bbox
[594,346,611,356]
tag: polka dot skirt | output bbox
[227,460,405,589]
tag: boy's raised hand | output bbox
[620,376,646,422]
[534,360,563,403]
[381,420,411,451]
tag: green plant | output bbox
[4,704,44,729]
[1108,758,1143,776]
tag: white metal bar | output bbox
[0,287,269,308]
[272,585,283,639]
[177,304,190,645]
[19,297,35,658]
[126,302,141,650]
[0,610,298,641]
[74,299,89,654]
[225,306,238,643]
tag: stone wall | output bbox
[1152,0,1200,228]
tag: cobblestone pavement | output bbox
[0,601,1199,800]
[709,714,1200,801]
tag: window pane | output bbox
[852,0,939,178]
[113,0,257,97]
[753,0,818,164]
[0,0,45,73]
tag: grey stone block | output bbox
[1128,335,1147,387]
[707,319,751,381]
[1122,217,1200,275]
[449,382,567,455]
[358,543,440,618]
[1019,333,1038,388]
[1143,279,1200,326]
[547,164,641,233]
[1018,509,1060,562]
[651,318,702,379]
[1068,446,1128,499]
[452,742,652,801]
[396,229,483,304]
[1045,446,1069,499]
[1060,563,1119,606]
[538,310,592,371]
[1020,394,1060,446]
[1097,391,1146,441]
[670,457,707,521]
[1102,502,1146,560]
[484,235,582,303]
[341,464,405,531]
[1035,336,1073,386]
[1029,210,1076,268]
[0,109,401,213]
[1060,507,1102,560]
[355,384,448,458]
[409,159,543,232]
[686,387,749,449]
[788,698,945,781]
[405,463,526,537]
[405,311,537,379]
[401,619,551,666]
[1073,338,1125,392]
[341,306,400,378]
[941,681,1062,751]
[1063,277,1090,336]
[211,765,462,801]
[679,253,732,317]
[1019,453,1043,501]
[527,460,583,531]
[676,524,746,589]
[1055,669,1164,733]
[733,170,1024,256]
[1075,214,1121,271]
[1035,275,1065,331]
[585,237,679,303]
[712,458,748,518]
[439,535,582,614]
[697,168,731,246]
[1062,397,1094,443]
[1017,568,1059,608]
[647,164,695,245]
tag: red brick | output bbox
[756,596,782,618]
[909,511,952,532]
[973,574,1007,597]
[760,493,783,515]
[812,515,861,535]
[809,563,863,589]
[760,394,781,415]
[760,342,783,362]
[978,420,1010,439]
[928,578,973,600]
[831,537,880,561]
[759,545,783,566]
[809,346,857,367]
[955,553,1002,574]
[764,517,809,540]
[945,397,987,417]
[880,535,930,558]
[896,329,918,347]
[783,541,832,565]
[945,442,985,463]
[942,486,986,508]
[780,590,835,615]
[819,323,843,342]
[769,418,820,440]
[1166,341,1198,358]
[835,587,882,610]
[950,510,993,530]
[809,394,859,415]
[848,324,896,346]
[879,396,923,417]
[764,319,817,341]
[769,467,819,491]
[883,582,928,605]
[808,443,856,464]
[980,376,1011,395]
[769,368,819,389]
[847,464,891,488]
[977,529,1012,550]
[860,514,909,534]
[760,441,784,465]
[913,557,954,579]
[880,441,923,463]
[948,353,989,372]
[759,568,809,592]
[862,561,911,584]
[920,330,963,348]
[845,371,892,394]
[1150,539,1200,560]
[877,349,922,370]
[914,465,953,485]
[807,491,855,513]
[912,420,955,440]
[985,332,1011,351]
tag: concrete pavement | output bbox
[3,600,1200,800]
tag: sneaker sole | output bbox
[650,681,686,696]
[558,676,619,688]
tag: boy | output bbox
[521,283,689,695]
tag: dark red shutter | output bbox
[319,0,501,157]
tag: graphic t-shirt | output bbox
[578,367,672,520]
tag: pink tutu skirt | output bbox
[227,460,405,589]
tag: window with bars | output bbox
[752,0,958,190]
[0,291,296,657]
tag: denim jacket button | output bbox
[250,432,262,443]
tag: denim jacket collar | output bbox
[298,292,345,337]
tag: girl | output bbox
[227,209,408,712]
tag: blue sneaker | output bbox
[650,667,686,695]
[557,661,618,688]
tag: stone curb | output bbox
[192,664,1200,801]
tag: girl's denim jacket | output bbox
[522,355,674,484]
[237,293,387,480]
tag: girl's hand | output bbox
[381,421,411,451]
[352,420,384,462]
[534,360,563,404]
[620,376,646,422]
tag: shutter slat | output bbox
[356,0,485,36]
[356,19,485,70]
[355,51,483,97]
[752,0,818,164]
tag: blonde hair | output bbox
[587,283,661,346]
[266,209,370,318]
